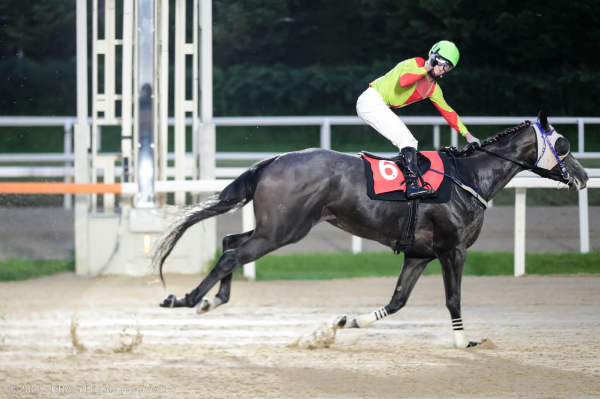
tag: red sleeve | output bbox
[398,57,427,88]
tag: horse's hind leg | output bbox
[197,230,254,314]
[335,255,433,329]
[163,212,317,309]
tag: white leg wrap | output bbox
[211,297,223,308]
[452,318,469,348]
[354,307,388,328]
[196,297,223,314]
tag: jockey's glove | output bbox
[465,133,481,147]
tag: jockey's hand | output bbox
[428,53,439,68]
[465,133,481,147]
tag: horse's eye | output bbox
[555,137,570,156]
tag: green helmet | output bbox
[429,41,460,67]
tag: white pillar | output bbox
[174,0,186,205]
[352,236,362,254]
[451,128,458,148]
[63,120,73,210]
[199,0,217,273]
[514,188,526,277]
[433,125,440,149]
[75,0,90,275]
[320,118,331,150]
[156,0,169,207]
[488,199,493,208]
[579,188,590,253]
[578,118,584,153]
[242,201,256,281]
[121,0,134,183]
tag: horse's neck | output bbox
[473,154,524,200]
[458,137,535,201]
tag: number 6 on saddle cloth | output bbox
[360,151,452,203]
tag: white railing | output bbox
[1,115,600,159]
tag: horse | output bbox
[154,112,588,348]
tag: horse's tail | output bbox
[153,156,278,283]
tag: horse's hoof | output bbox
[160,293,176,308]
[466,341,479,348]
[333,315,347,329]
[196,298,212,314]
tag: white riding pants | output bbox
[356,87,418,150]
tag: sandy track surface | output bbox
[1,273,599,398]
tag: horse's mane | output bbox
[480,120,531,149]
[442,120,532,157]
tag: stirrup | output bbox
[406,185,436,199]
[415,175,438,199]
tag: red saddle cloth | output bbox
[362,151,444,195]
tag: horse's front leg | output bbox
[335,256,433,329]
[438,245,478,348]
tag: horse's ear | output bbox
[537,111,551,133]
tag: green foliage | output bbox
[1,0,598,117]
[0,58,76,116]
[255,251,600,280]
[0,259,75,281]
[0,0,76,60]
[213,64,600,117]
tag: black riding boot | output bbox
[399,147,437,199]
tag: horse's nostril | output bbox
[585,174,589,182]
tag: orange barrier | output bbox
[0,182,122,194]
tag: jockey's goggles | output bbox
[432,55,454,73]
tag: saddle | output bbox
[359,150,450,204]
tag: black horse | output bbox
[154,112,588,348]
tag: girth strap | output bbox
[393,198,420,255]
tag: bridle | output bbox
[474,121,571,183]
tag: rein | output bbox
[474,123,568,182]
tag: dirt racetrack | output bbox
[1,273,599,398]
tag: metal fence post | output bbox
[242,201,256,280]
[63,120,73,210]
[579,188,590,253]
[514,187,526,277]
[320,117,331,150]
[433,125,440,149]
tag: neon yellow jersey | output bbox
[370,57,469,136]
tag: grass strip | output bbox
[1,251,598,282]
[255,251,600,280]
[0,259,74,282]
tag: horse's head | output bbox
[533,111,588,191]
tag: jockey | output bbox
[356,41,481,199]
